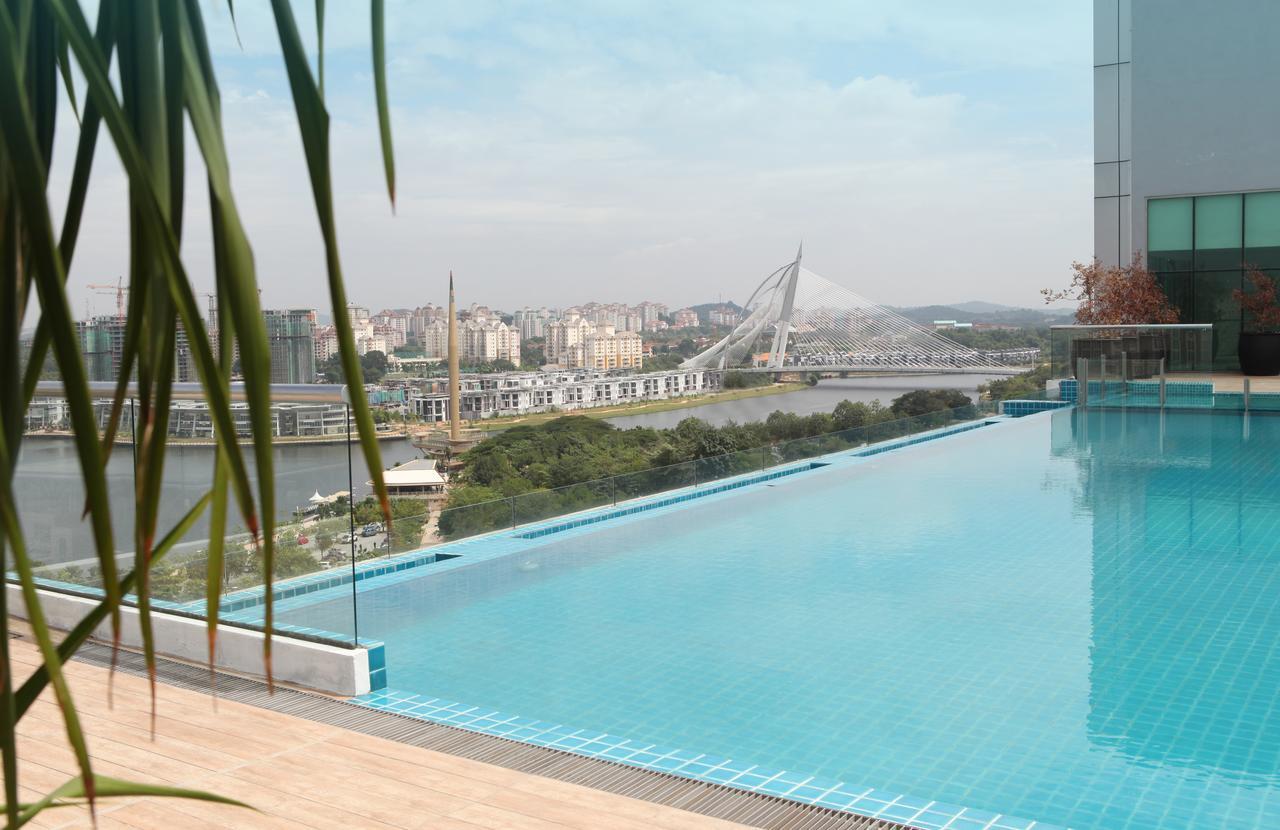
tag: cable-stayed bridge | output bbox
[681,246,1029,376]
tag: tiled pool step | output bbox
[1057,377,1280,410]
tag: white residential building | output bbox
[461,319,521,364]
[545,314,643,370]
[512,307,557,340]
[314,325,339,364]
[672,309,700,328]
[408,368,720,422]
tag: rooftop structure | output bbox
[376,458,446,498]
[1095,0,1280,368]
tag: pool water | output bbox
[286,408,1280,830]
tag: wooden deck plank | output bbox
[5,638,743,829]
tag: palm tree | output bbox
[0,1,396,823]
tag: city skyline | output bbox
[49,1,1090,319]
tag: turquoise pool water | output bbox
[287,408,1280,829]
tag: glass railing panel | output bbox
[436,497,513,542]
[1050,324,1214,379]
[613,460,696,500]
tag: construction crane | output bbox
[85,277,127,318]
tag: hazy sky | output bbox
[55,1,1091,318]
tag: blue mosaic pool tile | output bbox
[351,684,1058,830]
[1000,399,1070,417]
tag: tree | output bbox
[890,389,972,418]
[0,3,396,821]
[520,337,546,368]
[1042,255,1180,324]
[1234,265,1280,332]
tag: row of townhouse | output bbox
[408,368,720,422]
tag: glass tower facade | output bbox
[1148,191,1280,369]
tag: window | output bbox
[1194,194,1242,270]
[1147,197,1193,272]
[1245,191,1280,268]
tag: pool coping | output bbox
[61,638,922,830]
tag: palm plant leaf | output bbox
[270,0,394,529]
[1,0,398,822]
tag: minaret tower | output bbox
[447,271,461,441]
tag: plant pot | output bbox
[1238,332,1280,376]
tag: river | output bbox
[19,374,996,567]
[16,437,423,568]
[603,374,1001,429]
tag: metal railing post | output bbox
[1159,374,1167,408]
[1120,351,1127,381]
[1244,377,1251,412]
[1076,358,1089,407]
[509,496,516,528]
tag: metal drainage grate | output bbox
[68,641,920,830]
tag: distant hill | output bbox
[948,300,1014,314]
[689,300,744,324]
[892,304,1074,327]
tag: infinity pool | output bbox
[285,408,1280,830]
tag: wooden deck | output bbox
[1167,371,1280,392]
[9,638,743,830]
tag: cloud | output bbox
[51,1,1090,319]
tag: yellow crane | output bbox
[84,277,127,318]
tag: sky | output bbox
[53,1,1092,318]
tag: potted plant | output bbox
[1233,266,1280,375]
[1042,255,1180,378]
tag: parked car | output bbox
[360,524,379,537]
[338,532,354,544]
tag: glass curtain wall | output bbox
[1148,191,1280,369]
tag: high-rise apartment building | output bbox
[545,314,642,370]
[512,307,557,340]
[1094,0,1280,367]
[672,308,700,328]
[461,319,521,364]
[264,308,317,383]
[76,316,128,382]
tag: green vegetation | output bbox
[438,389,980,539]
[980,364,1052,402]
[320,349,390,384]
[643,352,685,371]
[721,370,772,389]
[1,3,397,820]
[946,326,1050,355]
[521,336,546,368]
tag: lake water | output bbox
[16,437,423,567]
[604,374,1000,429]
[19,374,996,566]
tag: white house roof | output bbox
[373,458,445,487]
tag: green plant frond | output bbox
[47,0,262,546]
[372,0,394,209]
[315,0,325,98]
[9,773,251,828]
[14,491,212,719]
[18,0,115,409]
[269,0,392,533]
[2,0,402,818]
[0,0,122,665]
[54,25,78,123]
[175,0,277,677]
[0,434,96,813]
